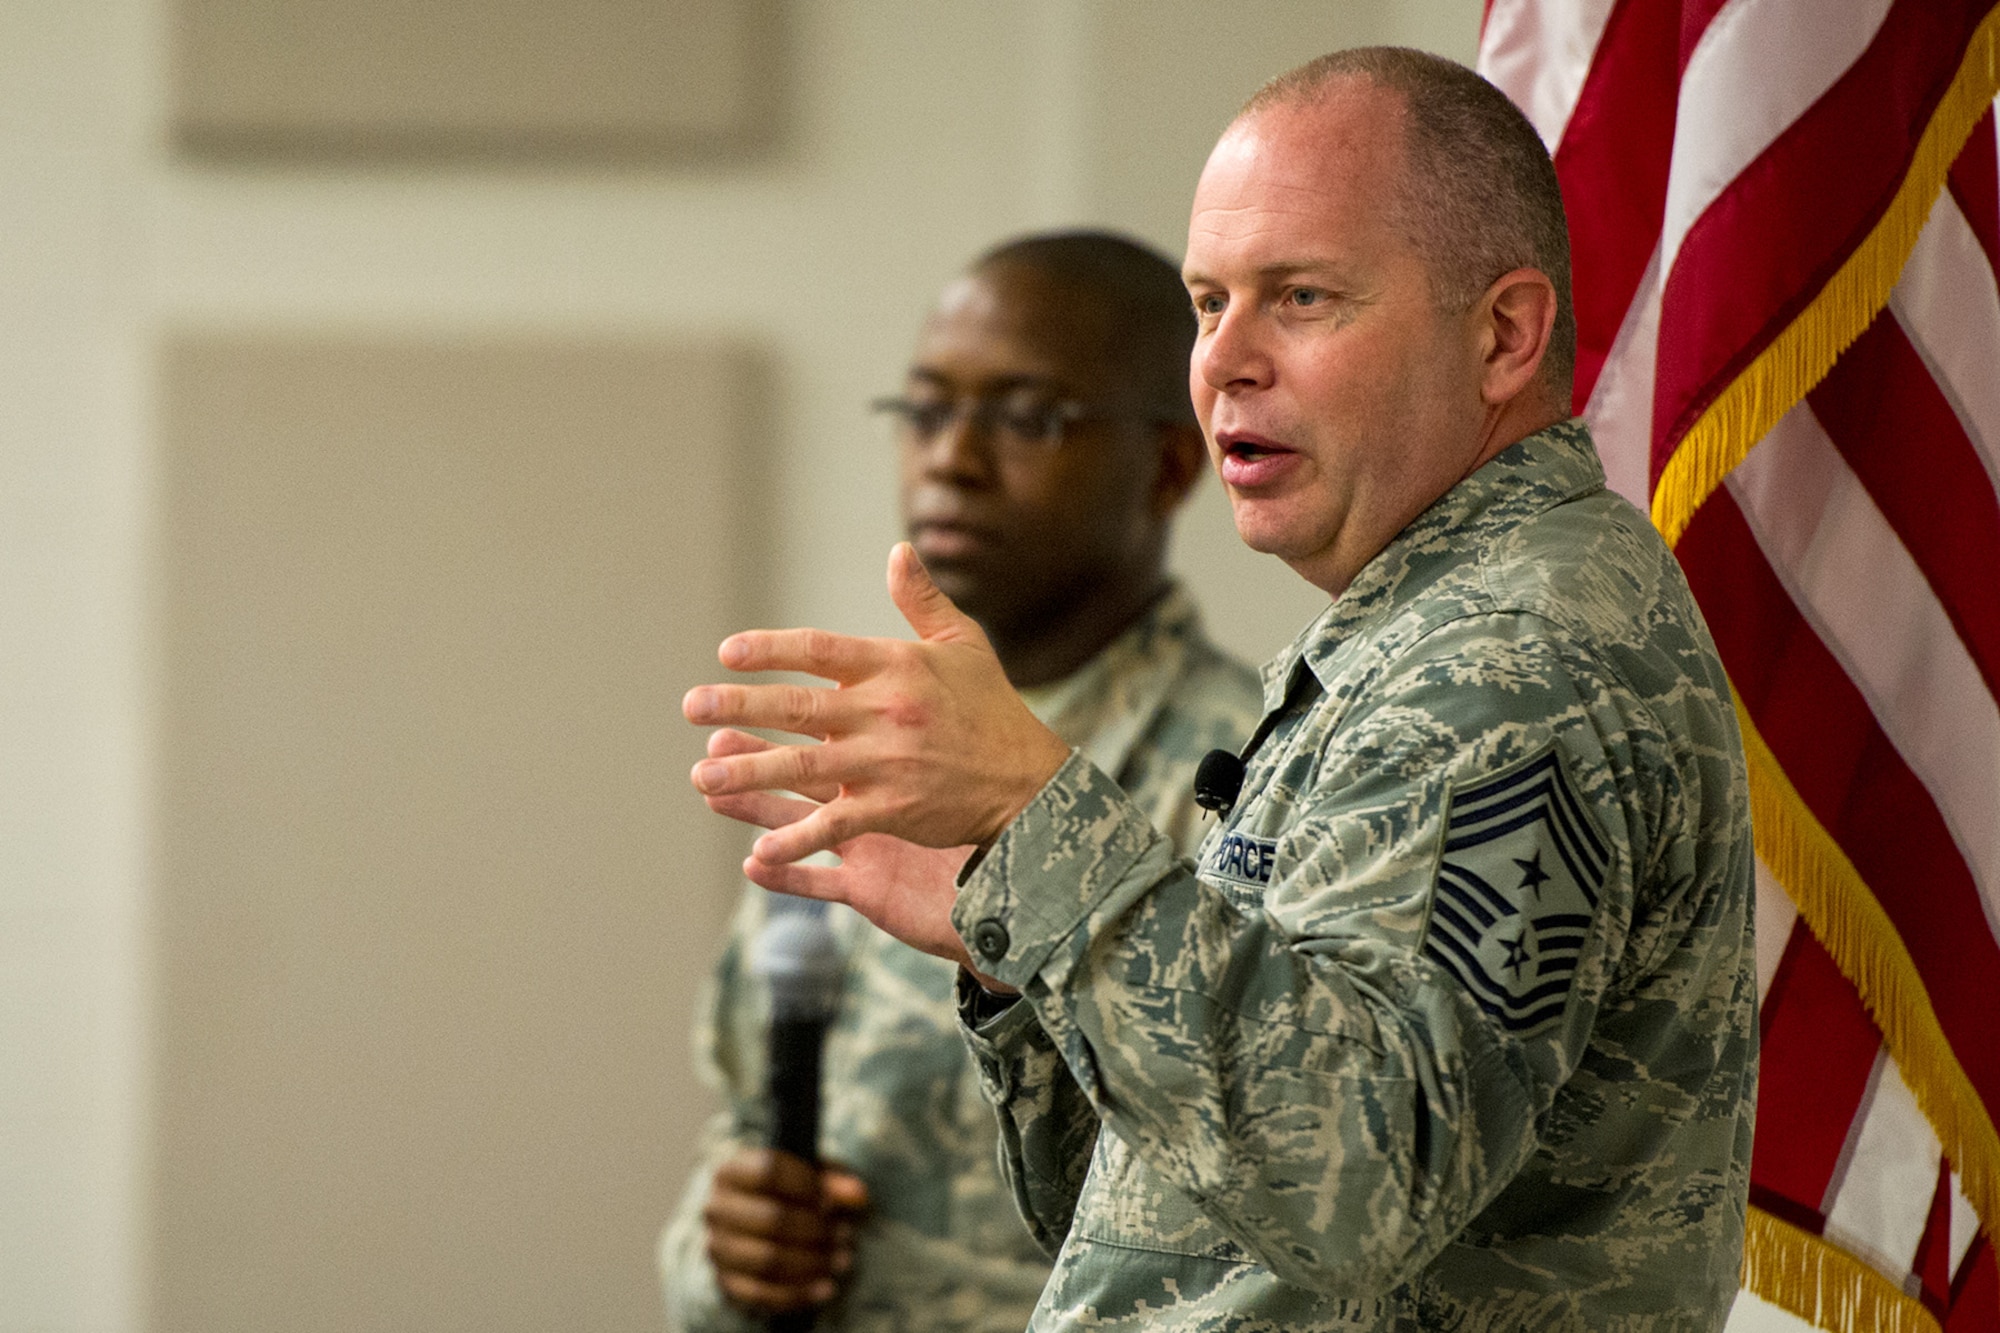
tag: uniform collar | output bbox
[1257,419,1604,706]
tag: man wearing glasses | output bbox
[660,231,1263,1332]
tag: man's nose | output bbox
[1195,306,1272,394]
[918,404,998,481]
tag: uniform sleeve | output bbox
[955,655,1258,1262]
[950,612,1663,1299]
[659,892,769,1333]
[955,971,1101,1256]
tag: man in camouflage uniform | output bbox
[660,232,1263,1332]
[685,48,1756,1332]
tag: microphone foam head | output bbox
[752,903,844,1021]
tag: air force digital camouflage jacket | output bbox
[660,586,1262,1333]
[954,422,1757,1331]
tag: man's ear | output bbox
[1475,267,1557,408]
[1150,421,1208,518]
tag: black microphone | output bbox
[1194,748,1246,817]
[752,900,843,1332]
[755,900,843,1160]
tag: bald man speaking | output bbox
[684,49,1755,1332]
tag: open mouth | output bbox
[1226,436,1282,459]
[1219,429,1293,457]
[1217,432,1299,486]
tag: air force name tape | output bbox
[1423,744,1609,1038]
[1204,829,1278,888]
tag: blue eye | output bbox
[1291,288,1323,306]
[1194,293,1226,316]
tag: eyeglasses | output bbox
[871,391,1157,452]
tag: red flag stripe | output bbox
[1651,0,1992,480]
[1478,0,1616,150]
[1728,403,2000,931]
[1677,491,2000,1113]
[1553,0,1910,512]
[1807,314,2000,703]
[1546,0,1681,406]
[1917,1160,1960,1320]
[1752,927,1886,1229]
[1674,1,1732,74]
[1649,0,1899,338]
[1949,1171,1984,1288]
[1947,1234,1998,1330]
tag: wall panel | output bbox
[150,334,762,1331]
[170,0,784,160]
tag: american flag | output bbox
[1478,3,2000,1329]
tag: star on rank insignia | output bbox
[1422,743,1609,1038]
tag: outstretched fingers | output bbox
[705,729,840,803]
[682,679,859,741]
[717,625,887,681]
[740,855,852,905]
[747,801,862,866]
[703,788,819,834]
[691,732,842,801]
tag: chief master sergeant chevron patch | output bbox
[1423,743,1610,1038]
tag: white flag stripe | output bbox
[1580,241,1664,509]
[1888,189,2000,499]
[1723,1289,1825,1332]
[1754,859,1801,1003]
[1658,0,1896,292]
[1728,405,2000,933]
[1823,1053,1943,1284]
[1476,0,1614,150]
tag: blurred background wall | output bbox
[1,2,1478,1329]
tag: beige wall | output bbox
[150,335,764,1332]
[1,3,1479,1330]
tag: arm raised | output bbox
[684,544,1069,979]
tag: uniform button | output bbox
[971,918,1011,961]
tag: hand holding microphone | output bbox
[701,903,864,1327]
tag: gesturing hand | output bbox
[699,729,990,977]
[683,543,1072,866]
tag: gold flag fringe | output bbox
[1652,4,2000,547]
[1743,1207,1940,1333]
[1734,700,2000,1320]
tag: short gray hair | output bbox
[1244,47,1575,406]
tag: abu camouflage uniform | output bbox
[660,586,1262,1333]
[954,422,1757,1331]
